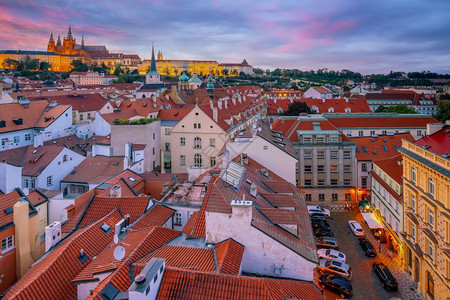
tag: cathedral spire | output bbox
[150,43,157,73]
[67,26,73,39]
[57,34,61,46]
[81,35,85,48]
[49,32,54,41]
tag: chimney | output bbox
[274,97,277,103]
[232,95,236,105]
[210,99,214,110]
[345,97,349,103]
[230,200,253,225]
[45,221,61,252]
[110,185,122,198]
[128,258,165,300]
[224,99,228,109]
[212,107,218,123]
[242,153,248,165]
[33,132,44,148]
[426,123,444,136]
[14,196,39,278]
[290,97,293,103]
[249,183,257,197]
[218,99,223,110]
[49,100,58,107]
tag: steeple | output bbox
[57,34,61,46]
[49,32,54,42]
[81,35,85,48]
[150,43,157,73]
[67,26,72,39]
[206,75,214,99]
[47,32,56,53]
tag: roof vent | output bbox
[135,273,146,285]
[0,121,5,128]
[4,207,13,215]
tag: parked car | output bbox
[314,228,334,238]
[318,274,353,298]
[311,219,330,227]
[358,238,376,257]
[310,215,327,221]
[308,205,331,217]
[316,237,339,250]
[348,220,365,237]
[317,249,346,263]
[372,262,398,291]
[312,223,331,231]
[318,259,352,280]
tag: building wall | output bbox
[93,112,112,136]
[0,128,35,151]
[41,106,73,140]
[48,195,73,223]
[401,140,450,300]
[0,226,17,293]
[226,136,297,185]
[341,128,426,140]
[205,204,316,281]
[0,163,22,194]
[37,148,86,190]
[170,106,226,173]
[0,52,75,72]
[111,120,161,172]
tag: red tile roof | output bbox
[156,267,322,300]
[369,170,402,202]
[326,114,437,129]
[190,175,218,238]
[130,204,175,230]
[373,154,404,184]
[4,210,123,300]
[413,125,450,156]
[26,189,48,207]
[271,118,339,143]
[182,210,199,237]
[0,189,32,228]
[267,98,370,114]
[61,155,124,184]
[214,238,244,274]
[157,108,191,120]
[34,93,107,112]
[0,101,69,133]
[43,135,88,156]
[351,133,415,161]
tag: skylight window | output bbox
[113,162,119,166]
[128,177,136,182]
[382,145,388,152]
[355,147,359,153]
[100,223,111,234]
[4,207,13,215]
[362,146,368,153]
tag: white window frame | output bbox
[47,175,53,187]
[1,235,14,254]
[428,178,434,196]
[411,167,416,183]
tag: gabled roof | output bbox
[351,133,415,161]
[0,101,69,133]
[130,204,175,230]
[43,135,88,156]
[214,238,245,274]
[157,108,191,121]
[0,189,36,229]
[156,267,322,300]
[1,145,66,177]
[267,98,370,114]
[4,210,122,300]
[35,93,106,112]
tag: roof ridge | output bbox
[191,175,218,238]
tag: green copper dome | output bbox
[179,72,189,82]
[206,75,214,90]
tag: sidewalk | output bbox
[355,208,424,300]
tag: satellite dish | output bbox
[113,246,126,261]
[113,234,119,244]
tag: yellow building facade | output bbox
[138,59,223,76]
[400,136,450,300]
[0,50,88,72]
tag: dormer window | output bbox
[13,118,23,125]
[0,120,5,128]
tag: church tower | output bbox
[157,50,163,60]
[56,34,62,53]
[62,26,76,55]
[47,32,56,53]
[206,75,214,99]
[145,44,162,85]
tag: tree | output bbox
[39,61,51,71]
[440,93,450,100]
[222,69,229,76]
[71,59,89,72]
[253,68,263,75]
[283,101,313,116]
[375,104,417,114]
[2,58,20,69]
[114,64,124,76]
[434,101,450,123]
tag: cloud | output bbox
[0,0,449,73]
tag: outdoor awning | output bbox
[361,213,384,229]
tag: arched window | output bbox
[194,154,202,167]
[194,137,202,149]
[63,154,68,162]
[328,107,334,113]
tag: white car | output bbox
[348,220,365,237]
[318,259,352,280]
[307,205,331,218]
[317,249,346,263]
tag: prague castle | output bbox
[47,27,108,55]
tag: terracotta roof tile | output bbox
[4,210,122,300]
[35,93,107,112]
[326,114,437,129]
[61,155,124,185]
[43,135,88,156]
[214,238,244,275]
[372,154,404,184]
[191,176,218,238]
[130,204,175,231]
[133,245,216,273]
[156,267,322,300]
[0,190,25,228]
[413,125,450,156]
[267,98,370,114]
[25,189,48,207]
[182,211,199,237]
[351,133,415,161]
